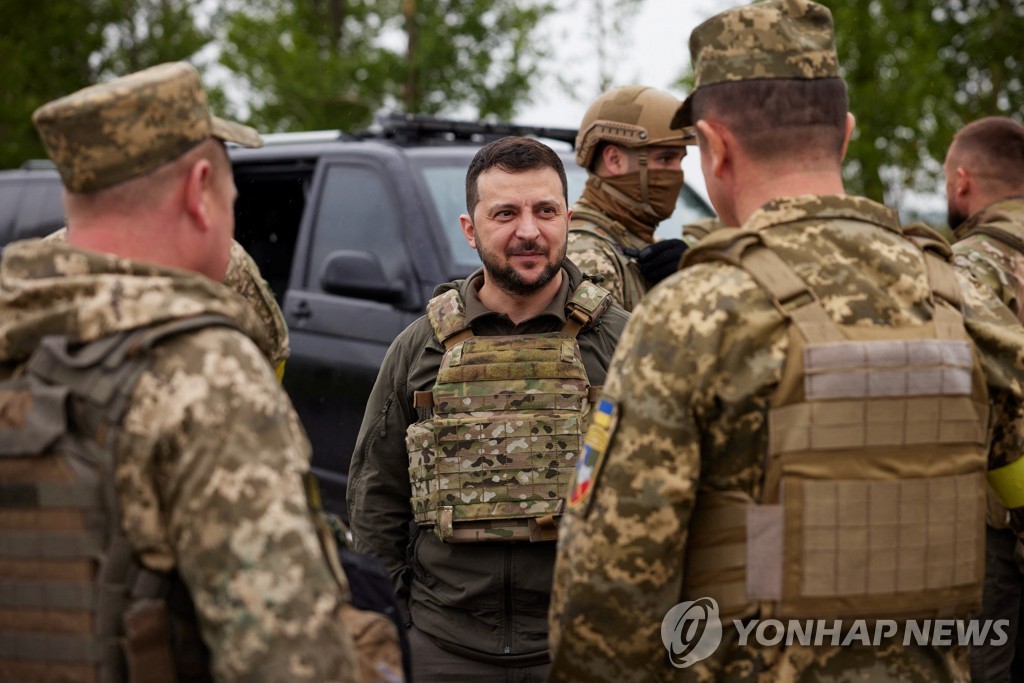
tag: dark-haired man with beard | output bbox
[347,136,627,682]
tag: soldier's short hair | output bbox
[951,117,1024,184]
[465,137,568,216]
[691,78,848,162]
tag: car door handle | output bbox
[292,300,312,321]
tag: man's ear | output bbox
[459,213,477,249]
[955,166,972,198]
[601,144,632,175]
[840,112,856,160]
[184,157,214,232]
[696,120,729,179]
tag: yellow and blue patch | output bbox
[570,398,618,512]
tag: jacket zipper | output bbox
[503,549,513,654]
[377,397,392,438]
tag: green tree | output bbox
[0,0,217,169]
[219,0,394,132]
[218,0,555,133]
[0,0,108,167]
[677,1,1024,206]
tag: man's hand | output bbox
[629,239,688,284]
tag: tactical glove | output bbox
[631,238,688,284]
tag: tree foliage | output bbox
[677,1,1024,206]
[0,0,109,167]
[0,0,557,167]
[219,0,555,132]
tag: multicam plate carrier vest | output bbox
[406,280,611,543]
[681,229,989,623]
[0,315,235,683]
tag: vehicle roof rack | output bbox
[360,112,578,148]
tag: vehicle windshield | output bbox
[412,153,713,273]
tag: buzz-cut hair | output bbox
[691,78,848,162]
[951,117,1024,185]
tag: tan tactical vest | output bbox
[406,281,611,543]
[569,208,647,311]
[0,316,235,683]
[681,230,989,623]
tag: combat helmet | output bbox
[575,85,693,170]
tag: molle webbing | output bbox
[681,235,988,623]
[0,314,236,682]
[411,284,608,543]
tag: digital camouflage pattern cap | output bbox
[672,0,839,130]
[32,61,262,193]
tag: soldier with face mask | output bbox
[567,85,693,311]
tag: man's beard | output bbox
[479,239,565,296]
[947,202,968,231]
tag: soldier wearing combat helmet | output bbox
[0,62,363,682]
[549,1,1024,681]
[567,85,693,311]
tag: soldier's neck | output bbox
[477,270,564,325]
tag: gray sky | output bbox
[514,0,735,204]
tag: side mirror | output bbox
[320,250,406,304]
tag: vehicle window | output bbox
[15,180,65,240]
[309,164,408,291]
[0,182,22,247]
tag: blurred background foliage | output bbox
[2,0,1023,213]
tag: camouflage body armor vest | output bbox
[569,208,647,311]
[681,230,989,622]
[0,316,234,683]
[406,281,611,543]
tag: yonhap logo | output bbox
[661,597,723,668]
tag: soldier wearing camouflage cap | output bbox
[348,136,628,681]
[944,116,1024,683]
[566,85,693,311]
[0,62,364,682]
[549,2,1024,681]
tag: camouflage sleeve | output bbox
[567,230,626,307]
[953,235,1022,319]
[347,321,430,621]
[958,270,1024,501]
[549,265,737,683]
[222,240,290,373]
[117,328,359,683]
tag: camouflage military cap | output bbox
[32,62,262,193]
[672,0,839,129]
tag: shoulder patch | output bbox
[570,398,618,513]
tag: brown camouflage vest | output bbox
[0,316,236,683]
[569,207,647,311]
[681,229,989,623]
[406,281,611,543]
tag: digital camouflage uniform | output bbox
[0,61,360,683]
[45,229,290,377]
[567,203,649,311]
[549,194,1024,683]
[0,240,359,682]
[682,216,727,247]
[347,262,628,668]
[951,196,1024,683]
[952,198,1024,324]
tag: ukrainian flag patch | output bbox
[569,398,618,512]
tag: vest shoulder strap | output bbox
[562,279,613,337]
[903,223,963,311]
[569,209,631,256]
[427,290,473,350]
[682,228,844,343]
[968,223,1024,255]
